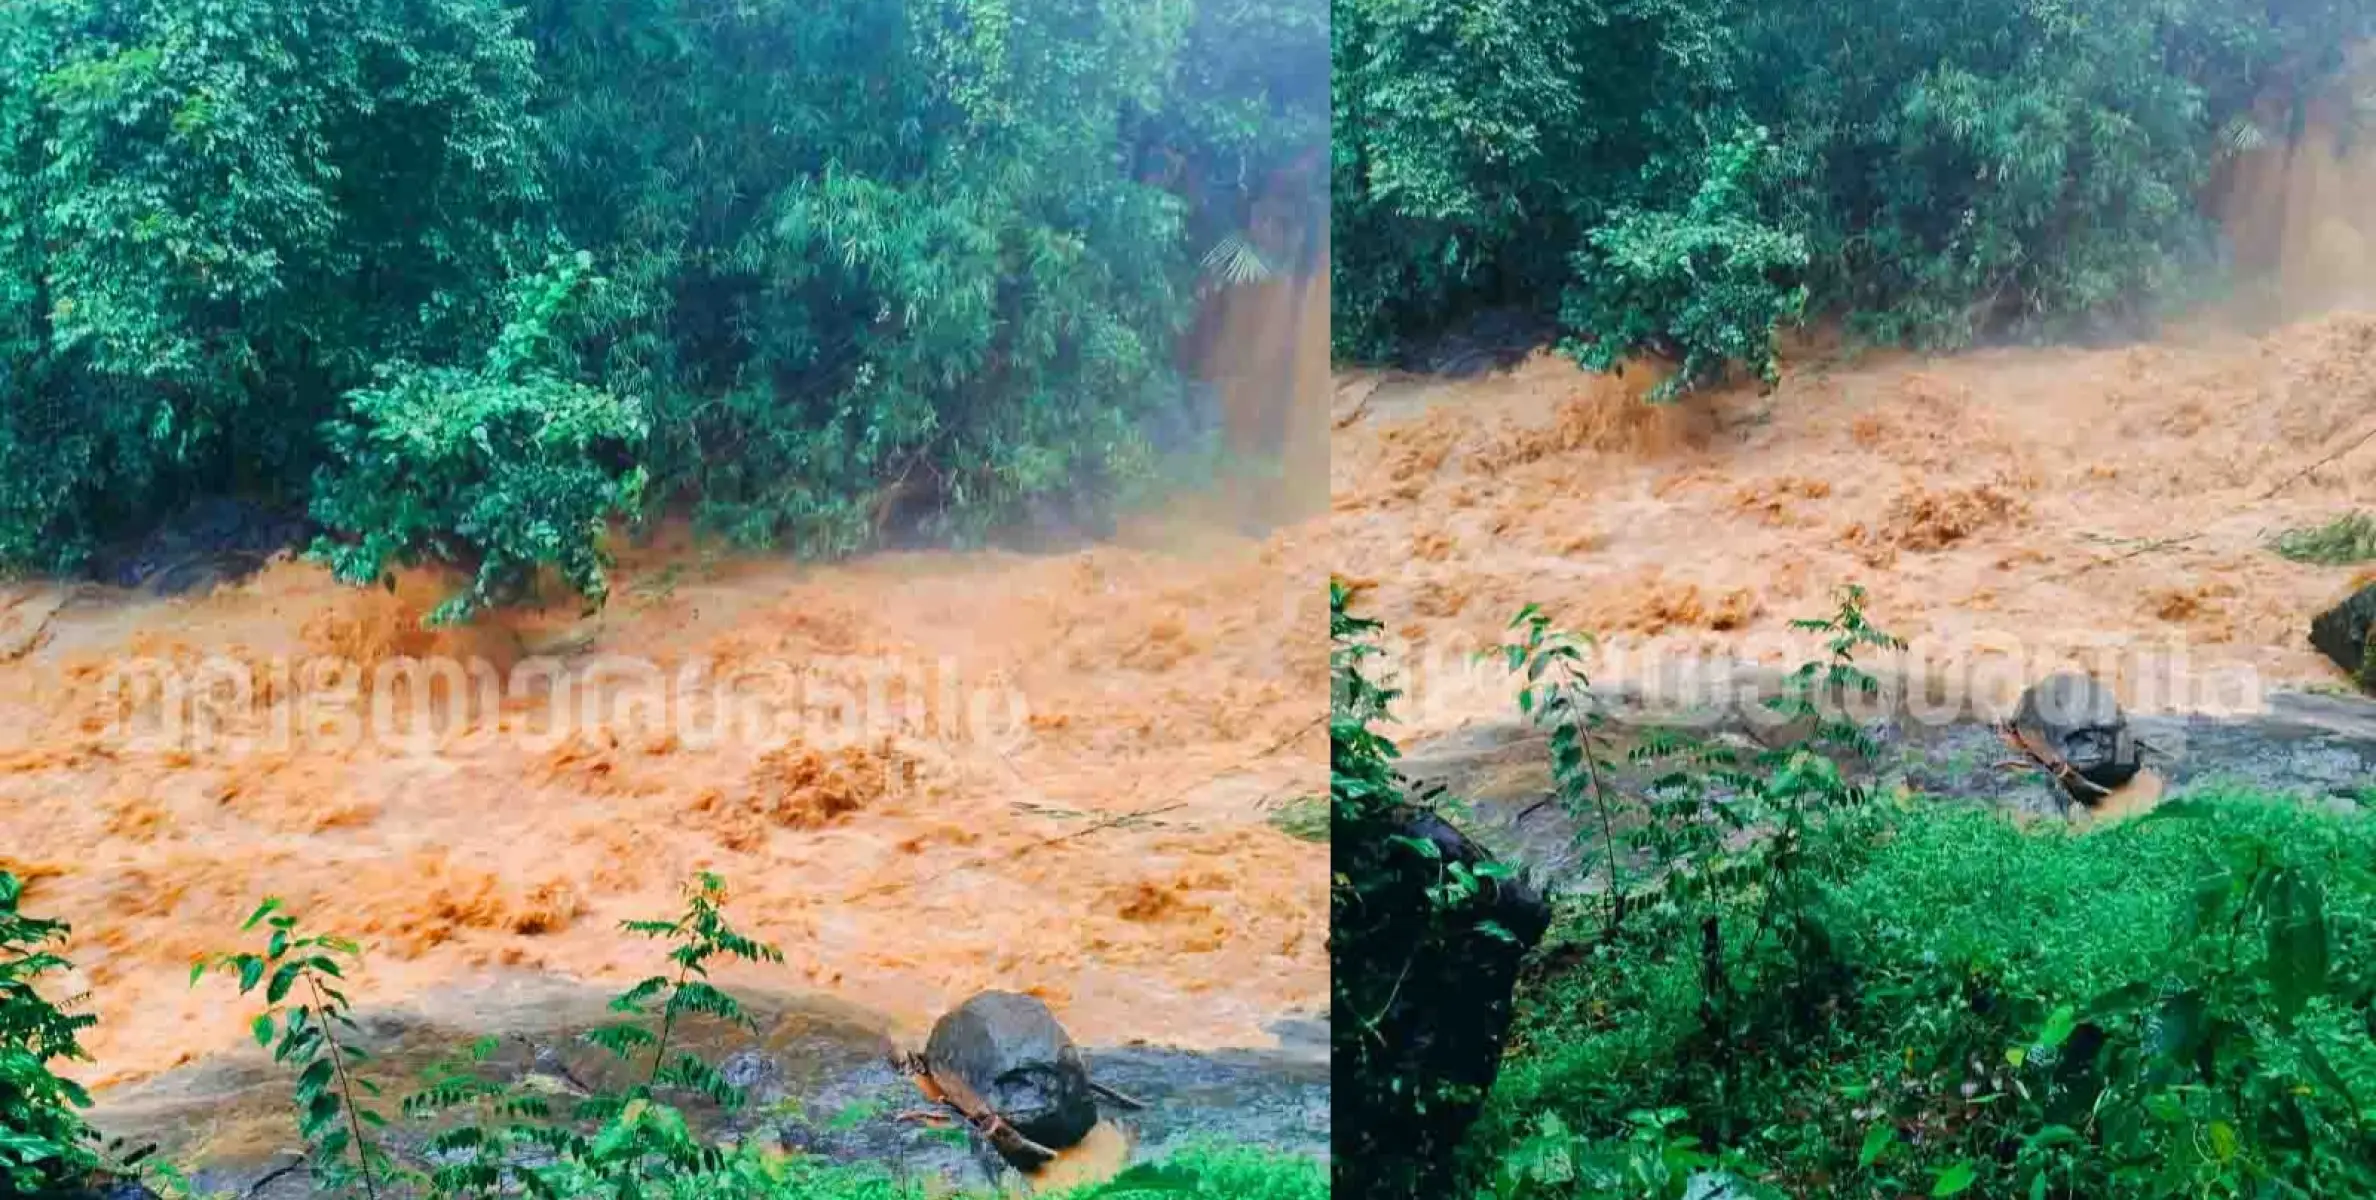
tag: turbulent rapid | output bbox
[0,513,1329,1090]
[1332,309,2376,739]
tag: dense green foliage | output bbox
[1478,792,2376,1198]
[1331,586,2376,1195]
[0,0,1322,611]
[1420,598,2376,1197]
[1330,578,1431,1177]
[311,253,649,623]
[1333,0,2376,390]
[0,871,101,1193]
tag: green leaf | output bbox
[1858,1123,1895,1168]
[2036,1003,2076,1050]
[252,1013,274,1048]
[243,898,285,931]
[296,1058,334,1104]
[2265,869,2330,1021]
[266,960,303,1005]
[303,1089,342,1133]
[1933,1161,1977,1196]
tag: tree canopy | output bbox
[1332,0,2375,393]
[0,0,1323,614]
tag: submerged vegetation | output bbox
[0,0,1324,612]
[1331,0,2376,392]
[2271,513,2376,566]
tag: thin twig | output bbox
[307,976,378,1200]
[239,1155,308,1200]
[1331,390,1375,431]
[2044,534,2200,583]
[842,715,1325,902]
[1357,950,1416,1048]
[2260,421,2376,500]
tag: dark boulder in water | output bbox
[923,990,1101,1169]
[2012,672,2143,798]
[2311,583,2376,689]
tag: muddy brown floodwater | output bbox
[0,510,1328,1091]
[1332,309,2376,741]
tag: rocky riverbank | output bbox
[87,973,1328,1197]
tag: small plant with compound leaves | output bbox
[195,900,391,1198]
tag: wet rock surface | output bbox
[1402,680,2376,886]
[87,975,1327,1197]
[2010,672,2142,797]
[89,497,314,596]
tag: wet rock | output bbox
[769,1056,982,1184]
[1088,1043,1327,1161]
[2012,672,2142,798]
[36,1171,165,1200]
[2311,582,2376,688]
[93,497,314,595]
[924,991,1099,1167]
[0,585,67,660]
[1338,807,1550,1198]
[717,1048,781,1094]
[1404,307,1554,377]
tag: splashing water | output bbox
[0,508,1329,1089]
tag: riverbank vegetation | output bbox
[1480,791,2376,1199]
[1,870,1324,1199]
[0,0,1324,614]
[1332,0,2376,393]
[1331,585,2376,1196]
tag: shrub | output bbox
[1333,580,1550,1196]
[1474,791,2376,1197]
[1333,0,2376,382]
[2271,513,2376,565]
[311,254,649,624]
[0,871,100,1194]
[1560,129,1808,399]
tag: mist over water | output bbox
[2215,50,2376,322]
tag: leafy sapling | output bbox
[196,899,391,1198]
[1771,583,1907,760]
[586,873,783,1109]
[1491,605,1628,939]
